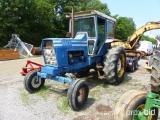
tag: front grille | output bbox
[44,48,57,66]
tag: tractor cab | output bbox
[67,10,116,56]
[41,10,116,70]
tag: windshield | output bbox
[74,17,95,37]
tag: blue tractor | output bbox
[24,10,126,111]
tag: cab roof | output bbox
[66,10,116,22]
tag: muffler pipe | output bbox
[71,5,74,38]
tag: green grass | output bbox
[19,84,51,105]
[20,92,30,105]
[37,85,51,99]
[106,87,116,94]
[0,47,10,50]
[56,96,69,114]
[89,89,102,99]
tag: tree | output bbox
[114,16,136,41]
[54,0,111,37]
[0,0,57,46]
[140,35,157,44]
[0,0,111,47]
[54,0,110,16]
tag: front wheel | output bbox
[67,80,89,111]
[114,90,158,120]
[24,70,45,93]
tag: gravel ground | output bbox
[0,57,154,120]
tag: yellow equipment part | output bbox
[112,21,160,57]
[144,66,152,70]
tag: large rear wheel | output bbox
[114,90,158,120]
[151,50,160,94]
[103,46,126,84]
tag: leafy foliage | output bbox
[140,35,157,44]
[0,0,110,47]
[114,16,136,41]
[0,0,56,46]
[0,0,140,47]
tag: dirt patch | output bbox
[96,104,112,112]
[74,115,88,120]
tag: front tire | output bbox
[103,46,126,84]
[114,90,158,120]
[67,80,89,111]
[24,70,45,93]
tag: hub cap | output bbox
[31,76,41,88]
[117,54,125,78]
[117,59,121,72]
[78,87,86,103]
[133,104,152,120]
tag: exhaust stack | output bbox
[71,5,74,38]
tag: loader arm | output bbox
[112,21,160,50]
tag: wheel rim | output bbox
[78,87,86,103]
[117,59,121,72]
[31,76,41,88]
[117,54,125,78]
[133,104,152,120]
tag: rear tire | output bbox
[24,70,45,93]
[67,80,89,111]
[103,46,126,84]
[114,90,158,120]
[151,50,160,94]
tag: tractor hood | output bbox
[42,33,88,67]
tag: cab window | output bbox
[74,17,95,37]
[107,21,114,39]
